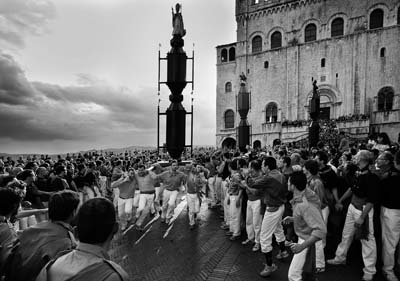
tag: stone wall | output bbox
[217,0,400,147]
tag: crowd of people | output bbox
[0,131,399,281]
[281,113,370,127]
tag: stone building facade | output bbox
[216,0,400,148]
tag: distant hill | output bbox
[0,145,156,160]
[0,144,214,160]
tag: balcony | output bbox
[261,122,281,133]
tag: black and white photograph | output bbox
[0,0,399,280]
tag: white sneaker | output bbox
[242,238,254,245]
[385,273,399,281]
[327,258,346,265]
[362,273,373,281]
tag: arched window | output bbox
[331,18,344,37]
[224,110,235,128]
[377,87,394,111]
[370,9,384,29]
[225,82,232,93]
[264,61,269,68]
[321,58,326,68]
[305,24,317,42]
[266,102,278,123]
[271,31,282,49]
[221,49,228,62]
[380,47,386,58]
[252,36,262,53]
[228,47,236,61]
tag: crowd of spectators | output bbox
[0,130,399,280]
[281,114,370,127]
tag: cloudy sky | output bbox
[0,0,236,154]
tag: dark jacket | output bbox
[4,221,76,281]
[247,175,286,207]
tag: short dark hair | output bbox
[0,188,21,216]
[77,198,116,244]
[304,160,319,175]
[55,165,66,175]
[315,151,328,164]
[17,169,35,181]
[263,157,277,170]
[48,190,80,222]
[282,156,291,166]
[289,171,307,191]
[250,160,262,171]
[380,151,394,164]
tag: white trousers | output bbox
[117,197,133,227]
[288,238,308,281]
[381,206,400,277]
[113,187,120,208]
[229,195,241,236]
[161,189,178,220]
[335,203,376,276]
[222,181,230,224]
[215,177,222,202]
[246,199,262,243]
[133,190,140,207]
[260,205,285,253]
[208,176,217,207]
[315,206,329,268]
[187,193,200,226]
[136,193,155,226]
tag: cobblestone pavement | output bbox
[109,198,387,281]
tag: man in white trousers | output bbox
[246,158,287,277]
[241,161,262,252]
[303,159,329,273]
[284,170,326,281]
[134,164,157,230]
[185,164,208,229]
[157,161,186,224]
[379,151,400,281]
[111,169,136,231]
[327,150,379,281]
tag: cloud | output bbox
[0,52,215,153]
[0,52,157,143]
[0,0,56,49]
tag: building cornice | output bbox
[236,0,326,21]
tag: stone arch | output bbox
[224,109,235,129]
[221,137,236,149]
[367,3,389,29]
[265,101,279,123]
[267,26,286,49]
[327,13,348,37]
[304,84,342,119]
[249,31,265,53]
[221,48,228,63]
[377,86,395,111]
[228,47,236,61]
[300,19,321,43]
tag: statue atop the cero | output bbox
[159,3,194,159]
[309,80,320,148]
[172,3,186,38]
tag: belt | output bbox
[140,191,155,194]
